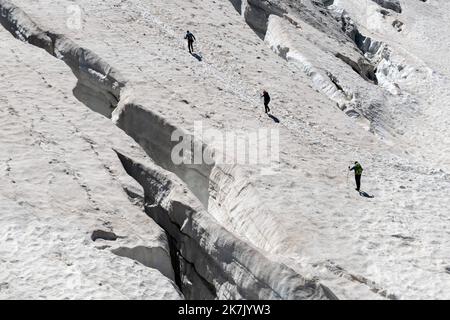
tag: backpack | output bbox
[186,33,195,41]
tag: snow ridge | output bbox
[0,0,336,300]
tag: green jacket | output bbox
[350,163,363,175]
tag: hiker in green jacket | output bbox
[349,161,363,192]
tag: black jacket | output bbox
[185,32,196,42]
[262,92,270,103]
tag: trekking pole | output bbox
[346,167,349,188]
[346,163,352,192]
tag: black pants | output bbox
[355,174,361,191]
[264,101,270,113]
[188,40,194,53]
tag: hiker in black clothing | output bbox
[261,90,271,113]
[185,31,196,54]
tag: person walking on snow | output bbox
[185,31,196,54]
[261,90,271,114]
[349,161,363,192]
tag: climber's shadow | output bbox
[191,53,202,61]
[268,114,280,123]
[359,191,375,198]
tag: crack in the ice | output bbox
[322,260,398,300]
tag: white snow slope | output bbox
[0,0,449,299]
